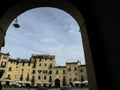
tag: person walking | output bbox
[28,87,30,90]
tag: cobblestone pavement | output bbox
[2,87,89,90]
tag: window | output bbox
[44,63,47,66]
[74,67,77,71]
[1,62,6,67]
[63,76,66,84]
[74,78,77,81]
[32,76,34,79]
[68,67,71,71]
[39,58,41,62]
[7,74,10,79]
[49,70,52,74]
[56,70,58,74]
[44,76,46,80]
[21,69,24,72]
[75,73,77,76]
[28,62,30,66]
[39,63,41,66]
[32,62,36,68]
[63,70,65,74]
[22,62,24,66]
[69,78,72,81]
[80,69,83,72]
[49,64,52,68]
[16,62,19,65]
[49,76,52,82]
[38,76,41,80]
[2,55,7,59]
[32,70,36,74]
[38,70,42,73]
[50,58,52,61]
[8,67,12,71]
[81,75,84,82]
[43,70,47,74]
[20,74,23,81]
[63,76,65,79]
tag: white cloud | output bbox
[40,37,55,43]
[48,44,64,54]
[68,25,80,34]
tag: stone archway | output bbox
[55,79,60,88]
[0,0,97,90]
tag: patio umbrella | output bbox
[82,80,88,83]
[35,82,42,84]
[24,81,31,84]
[2,79,14,82]
[16,81,24,83]
[73,81,82,84]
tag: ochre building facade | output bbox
[0,52,88,87]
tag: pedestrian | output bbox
[28,84,30,90]
[28,87,30,90]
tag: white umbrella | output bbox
[82,80,88,83]
[73,81,82,84]
[16,81,24,83]
[2,79,14,82]
[24,81,31,84]
[35,82,42,84]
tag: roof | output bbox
[9,58,18,62]
[31,54,55,59]
[78,64,86,67]
[9,58,29,63]
[80,64,86,66]
[0,52,10,56]
[66,61,80,64]
[54,66,66,68]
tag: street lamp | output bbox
[13,18,20,28]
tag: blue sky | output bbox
[1,7,85,66]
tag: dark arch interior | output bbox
[55,79,60,88]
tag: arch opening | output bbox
[0,0,97,90]
[55,79,60,88]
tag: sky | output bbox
[1,7,85,66]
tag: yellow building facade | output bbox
[0,52,88,87]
